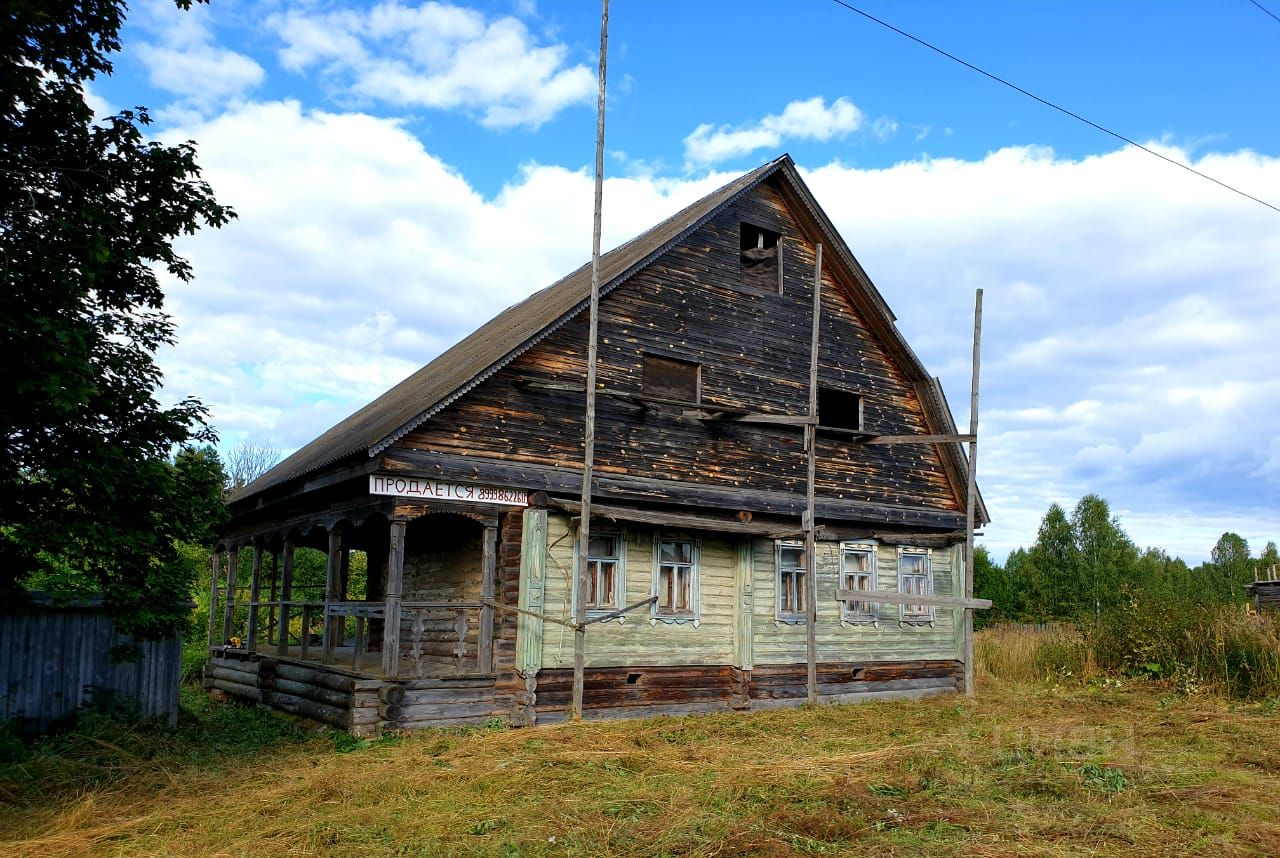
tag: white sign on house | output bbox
[368,474,529,507]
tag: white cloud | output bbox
[871,116,899,141]
[268,1,594,129]
[683,97,864,166]
[154,110,1280,564]
[134,0,264,107]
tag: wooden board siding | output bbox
[750,539,962,665]
[396,179,960,515]
[539,513,737,669]
[535,513,962,672]
[1,605,183,732]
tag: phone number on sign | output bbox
[475,487,528,504]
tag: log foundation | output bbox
[208,650,960,734]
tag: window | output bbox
[643,353,700,403]
[840,544,877,624]
[776,542,807,623]
[740,222,782,293]
[584,533,622,613]
[653,537,698,623]
[898,549,933,624]
[818,387,863,431]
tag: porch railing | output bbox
[397,601,486,677]
[224,599,487,678]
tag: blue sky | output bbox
[93,0,1280,563]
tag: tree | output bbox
[1025,503,1081,619]
[1071,494,1137,620]
[1,2,234,644]
[224,439,280,494]
[171,446,229,545]
[972,545,1011,627]
[1256,541,1279,580]
[1209,532,1251,602]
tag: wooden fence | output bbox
[0,596,184,733]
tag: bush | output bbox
[1089,593,1280,698]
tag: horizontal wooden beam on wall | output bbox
[834,590,992,610]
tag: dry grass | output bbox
[3,671,1280,857]
[976,623,1096,684]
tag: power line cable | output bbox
[1248,0,1280,26]
[827,0,1280,215]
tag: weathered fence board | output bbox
[0,599,184,732]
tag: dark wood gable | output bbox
[392,177,961,517]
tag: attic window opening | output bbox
[740,222,783,293]
[643,354,700,404]
[817,387,863,431]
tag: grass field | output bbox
[3,655,1279,855]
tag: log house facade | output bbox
[208,155,988,734]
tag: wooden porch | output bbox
[210,500,504,681]
[216,599,494,680]
[204,647,507,736]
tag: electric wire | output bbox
[827,0,1280,215]
[1248,0,1280,26]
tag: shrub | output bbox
[1089,593,1280,698]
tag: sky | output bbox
[90,0,1280,563]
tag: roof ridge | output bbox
[234,156,790,501]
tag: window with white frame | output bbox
[898,549,933,624]
[840,543,877,624]
[583,533,622,613]
[775,542,806,623]
[654,537,697,622]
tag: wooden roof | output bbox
[234,154,987,524]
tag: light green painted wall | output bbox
[533,513,963,670]
[750,539,962,665]
[539,514,736,668]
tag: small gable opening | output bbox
[740,222,782,293]
[818,386,863,431]
[643,353,700,404]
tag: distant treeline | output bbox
[975,494,1278,627]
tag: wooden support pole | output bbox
[382,519,406,678]
[246,545,263,651]
[322,526,343,663]
[207,550,221,653]
[266,549,279,646]
[277,536,295,657]
[221,546,239,647]
[963,288,983,697]
[805,242,823,705]
[572,0,609,723]
[479,523,498,673]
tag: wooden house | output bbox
[208,154,989,734]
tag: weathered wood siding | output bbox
[539,513,738,668]
[751,541,963,665]
[397,179,959,514]
[206,652,506,736]
[401,514,483,602]
[1,604,183,732]
[535,513,961,671]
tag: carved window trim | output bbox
[898,547,934,626]
[774,540,807,625]
[651,534,700,627]
[839,542,878,626]
[571,528,627,624]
